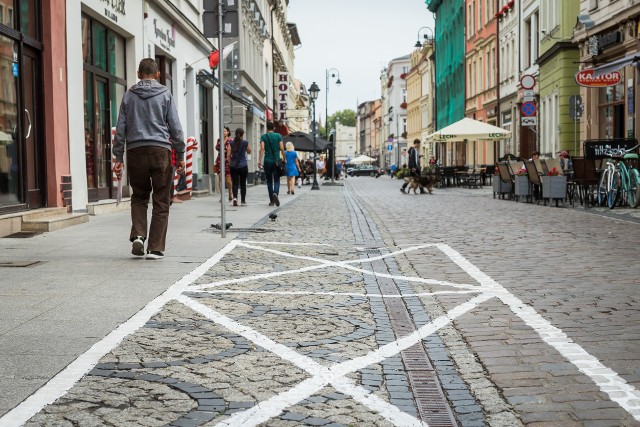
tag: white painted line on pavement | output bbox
[178,295,434,427]
[0,240,240,427]
[437,243,640,422]
[191,242,478,291]
[198,289,481,298]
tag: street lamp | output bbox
[308,81,321,190]
[326,68,341,183]
[389,112,400,169]
[414,26,434,48]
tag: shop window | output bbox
[156,56,173,94]
[81,13,127,199]
[599,81,625,139]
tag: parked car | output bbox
[347,165,383,177]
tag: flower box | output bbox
[542,175,567,201]
[514,175,530,200]
[493,177,511,198]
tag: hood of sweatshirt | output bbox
[129,79,168,99]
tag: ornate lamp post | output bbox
[308,82,321,190]
[414,26,434,48]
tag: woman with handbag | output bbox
[258,121,285,206]
[215,126,232,202]
[229,128,251,206]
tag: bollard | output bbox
[186,137,195,194]
[111,127,118,191]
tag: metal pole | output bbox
[218,0,226,237]
[396,113,400,168]
[573,96,577,157]
[312,99,319,190]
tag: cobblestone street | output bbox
[2,178,640,426]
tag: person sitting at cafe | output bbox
[559,150,573,172]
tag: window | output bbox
[599,80,625,139]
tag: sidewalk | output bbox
[0,183,300,418]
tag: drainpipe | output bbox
[495,0,500,162]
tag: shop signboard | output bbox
[575,69,622,87]
[583,139,638,159]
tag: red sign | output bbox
[575,69,622,87]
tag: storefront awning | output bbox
[592,53,640,77]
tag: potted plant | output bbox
[542,167,567,205]
[514,169,530,201]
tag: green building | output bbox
[426,0,465,128]
[537,0,581,157]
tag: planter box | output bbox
[492,177,511,198]
[514,175,530,200]
[542,175,567,200]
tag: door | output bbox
[22,45,44,208]
[86,76,112,201]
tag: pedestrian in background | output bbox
[229,127,251,206]
[112,58,184,260]
[284,141,301,195]
[400,139,425,194]
[258,121,284,206]
[215,126,232,203]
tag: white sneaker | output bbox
[146,250,164,260]
[131,236,145,256]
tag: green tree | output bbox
[325,109,356,138]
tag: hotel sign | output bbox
[575,69,622,87]
[277,72,289,121]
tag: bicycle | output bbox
[596,145,640,209]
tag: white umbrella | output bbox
[350,155,376,164]
[428,117,511,142]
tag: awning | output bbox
[592,53,640,77]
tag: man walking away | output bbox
[400,139,425,194]
[112,58,185,260]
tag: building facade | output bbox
[381,55,410,168]
[0,0,69,214]
[498,0,520,159]
[574,0,640,146]
[465,0,498,166]
[538,0,580,158]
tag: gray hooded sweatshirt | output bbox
[113,79,184,163]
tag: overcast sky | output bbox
[287,1,435,122]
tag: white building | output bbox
[335,122,357,162]
[66,0,215,210]
[498,0,521,157]
[381,55,411,168]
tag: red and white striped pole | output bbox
[186,137,195,194]
[111,127,118,188]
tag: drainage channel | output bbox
[344,188,459,426]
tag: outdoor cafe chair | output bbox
[496,162,514,199]
[524,160,542,204]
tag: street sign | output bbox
[569,95,583,120]
[286,109,309,119]
[521,117,537,126]
[521,74,536,89]
[523,89,535,102]
[387,145,393,151]
[521,101,536,117]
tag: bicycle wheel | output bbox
[630,168,640,208]
[597,169,610,206]
[608,171,620,209]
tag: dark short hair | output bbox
[413,139,421,145]
[531,151,540,156]
[267,121,275,131]
[138,58,158,76]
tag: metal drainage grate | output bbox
[408,370,458,427]
[3,231,42,238]
[357,248,382,254]
[0,261,43,268]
